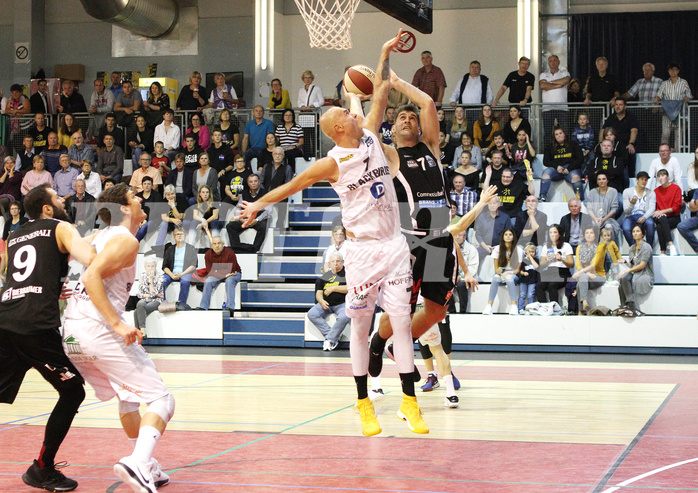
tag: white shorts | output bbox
[62,318,169,404]
[343,233,412,318]
[418,324,442,347]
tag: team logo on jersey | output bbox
[339,154,354,163]
[63,335,83,355]
[425,156,437,168]
[406,159,418,168]
[370,182,386,199]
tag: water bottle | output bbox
[222,302,226,310]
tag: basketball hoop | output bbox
[396,31,416,53]
[293,0,361,50]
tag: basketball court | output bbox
[3,347,698,492]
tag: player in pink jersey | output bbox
[238,30,428,436]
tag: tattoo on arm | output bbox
[382,60,390,81]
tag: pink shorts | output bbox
[62,318,169,404]
[343,233,412,318]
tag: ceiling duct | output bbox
[80,0,179,39]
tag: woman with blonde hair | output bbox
[298,70,324,111]
[176,70,208,111]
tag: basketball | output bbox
[343,65,375,97]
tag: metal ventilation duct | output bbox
[80,0,179,39]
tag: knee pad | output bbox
[118,400,140,415]
[146,393,175,423]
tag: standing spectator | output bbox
[184,113,210,152]
[76,160,101,199]
[560,197,594,250]
[198,236,242,314]
[297,70,324,111]
[275,108,305,168]
[133,258,164,334]
[130,153,163,194]
[29,79,51,114]
[268,78,291,109]
[176,71,208,111]
[586,173,621,243]
[260,147,293,229]
[113,80,142,128]
[492,56,535,107]
[56,80,87,114]
[622,171,656,247]
[241,105,274,166]
[4,85,30,148]
[40,132,68,176]
[648,144,682,191]
[584,56,620,105]
[68,132,94,167]
[308,252,349,351]
[108,71,122,97]
[567,78,584,103]
[617,223,654,316]
[53,154,79,199]
[411,50,447,108]
[64,178,96,235]
[226,174,270,253]
[539,54,570,140]
[653,168,682,256]
[482,228,522,316]
[89,78,115,139]
[537,224,574,304]
[96,134,124,184]
[21,156,53,196]
[472,105,498,152]
[449,60,493,106]
[162,228,197,305]
[127,115,154,165]
[653,62,692,150]
[539,126,583,201]
[142,81,170,128]
[153,108,181,161]
[621,63,663,102]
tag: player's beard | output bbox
[52,204,71,222]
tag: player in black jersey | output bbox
[0,184,94,492]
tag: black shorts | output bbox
[0,327,84,404]
[406,233,457,311]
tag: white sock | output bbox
[131,426,161,464]
[370,375,381,391]
[128,437,138,450]
[444,375,456,397]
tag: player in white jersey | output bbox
[62,184,175,493]
[238,30,428,436]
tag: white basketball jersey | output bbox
[65,225,136,325]
[329,128,400,239]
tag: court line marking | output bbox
[593,383,680,493]
[600,456,698,492]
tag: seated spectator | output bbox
[192,185,223,242]
[593,128,627,163]
[257,133,278,172]
[53,154,80,199]
[560,197,594,250]
[454,230,479,313]
[21,156,53,196]
[448,106,469,144]
[622,171,656,247]
[133,257,164,335]
[485,132,512,166]
[156,185,190,246]
[223,154,252,206]
[450,175,476,217]
[437,131,455,168]
[153,108,181,161]
[40,132,68,176]
[540,126,583,201]
[589,139,626,194]
[452,150,480,191]
[0,156,23,204]
[379,106,396,146]
[68,132,94,168]
[165,153,195,204]
[197,236,242,315]
[162,228,197,305]
[219,109,240,151]
[261,147,293,229]
[308,252,349,351]
[57,80,87,114]
[653,62,692,151]
[322,225,347,271]
[3,200,27,240]
[653,168,682,255]
[130,153,163,194]
[16,135,37,172]
[482,228,522,316]
[184,113,210,152]
[472,105,499,152]
[151,141,171,180]
[453,133,483,170]
[686,147,698,201]
[209,129,235,178]
[142,81,169,128]
[537,224,574,305]
[176,71,208,111]
[488,167,534,217]
[437,108,448,136]
[617,223,654,316]
[567,78,584,103]
[482,149,506,187]
[89,77,115,139]
[182,135,204,170]
[598,227,622,279]
[97,113,125,152]
[96,134,124,184]
[648,144,682,190]
[514,195,548,247]
[474,196,509,269]
[57,114,81,148]
[501,105,531,146]
[113,80,142,128]
[192,153,220,203]
[135,175,163,241]
[226,173,270,253]
[571,112,595,174]
[269,78,292,109]
[77,160,102,199]
[586,173,621,243]
[566,227,606,315]
[297,70,324,111]
[65,178,96,236]
[601,98,638,158]
[678,188,698,254]
[128,115,155,165]
[276,109,305,169]
[509,129,536,179]
[517,242,539,312]
[28,113,49,153]
[204,72,238,122]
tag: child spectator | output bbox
[517,242,539,312]
[571,112,595,176]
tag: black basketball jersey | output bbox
[393,142,451,236]
[0,219,69,334]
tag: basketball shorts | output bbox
[417,324,442,347]
[62,318,169,404]
[343,233,412,318]
[406,232,457,310]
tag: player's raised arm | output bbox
[238,156,339,227]
[390,71,439,151]
[448,185,498,236]
[361,29,404,136]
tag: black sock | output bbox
[355,374,368,400]
[40,383,85,468]
[400,373,416,397]
[369,332,388,356]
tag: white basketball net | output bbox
[293,0,361,50]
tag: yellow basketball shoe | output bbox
[397,394,429,434]
[356,397,382,437]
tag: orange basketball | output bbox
[343,65,375,97]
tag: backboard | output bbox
[363,0,433,34]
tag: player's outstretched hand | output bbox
[462,272,479,291]
[236,200,259,228]
[479,185,498,204]
[382,29,404,54]
[114,320,144,346]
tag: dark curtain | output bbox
[569,11,698,97]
